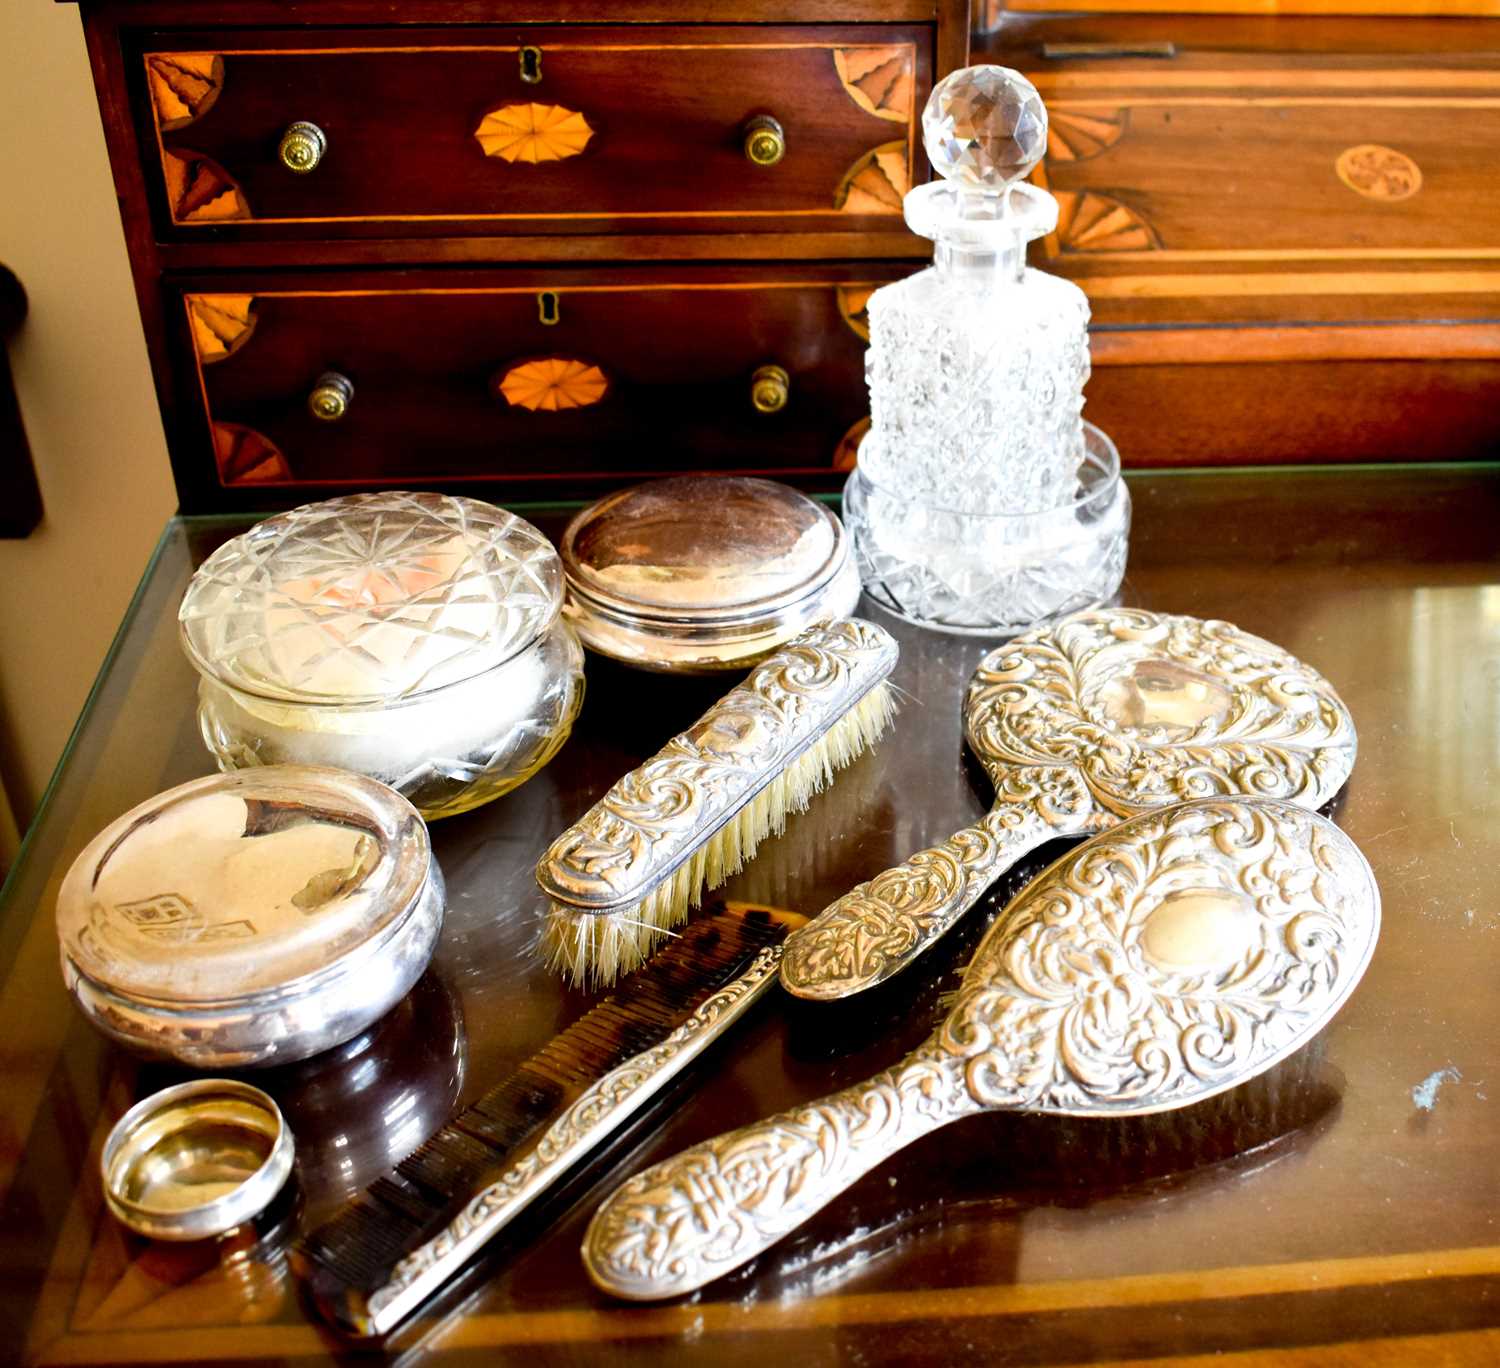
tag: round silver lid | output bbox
[57,766,431,1008]
[560,477,859,670]
[179,492,563,705]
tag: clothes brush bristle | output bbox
[541,684,896,987]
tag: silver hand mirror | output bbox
[583,797,1380,1300]
[780,607,1357,1000]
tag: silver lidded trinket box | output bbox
[559,476,861,673]
[179,491,585,819]
[56,766,444,1069]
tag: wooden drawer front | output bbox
[979,0,1500,25]
[957,20,1500,468]
[1025,60,1500,266]
[140,28,927,235]
[175,270,900,505]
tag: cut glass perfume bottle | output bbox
[848,65,1129,634]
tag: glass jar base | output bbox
[195,624,585,821]
[199,698,581,821]
[844,422,1130,637]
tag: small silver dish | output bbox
[56,765,444,1068]
[560,476,861,673]
[102,1079,295,1241]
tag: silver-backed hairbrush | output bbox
[537,618,899,986]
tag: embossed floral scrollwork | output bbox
[781,767,1097,996]
[760,639,848,706]
[539,620,897,908]
[943,800,1377,1116]
[583,1044,976,1299]
[962,609,1356,817]
[586,797,1377,1302]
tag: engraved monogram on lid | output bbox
[58,768,428,1004]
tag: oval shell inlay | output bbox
[1335,145,1422,202]
[1140,888,1254,972]
[475,103,594,164]
[495,357,609,412]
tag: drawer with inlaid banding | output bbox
[174,266,909,495]
[1028,64,1500,263]
[136,26,931,237]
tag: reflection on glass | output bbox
[80,1188,297,1331]
[1408,584,1500,810]
[739,1047,1342,1308]
[266,972,467,1219]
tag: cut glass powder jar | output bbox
[180,492,585,819]
[560,476,861,673]
[56,766,445,1069]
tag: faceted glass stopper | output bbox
[922,65,1048,192]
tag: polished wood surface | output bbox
[3,467,1499,1364]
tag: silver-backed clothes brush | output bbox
[537,618,899,986]
[583,796,1381,1300]
[780,607,1357,1001]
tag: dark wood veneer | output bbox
[73,0,968,512]
[982,8,1500,469]
[76,0,1500,506]
[134,25,932,238]
[168,263,912,510]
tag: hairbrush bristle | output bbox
[541,682,896,987]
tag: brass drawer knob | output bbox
[743,115,786,167]
[307,371,353,422]
[750,364,789,414]
[279,121,327,174]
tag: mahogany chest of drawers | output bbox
[75,0,968,511]
[81,1,1493,494]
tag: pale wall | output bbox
[0,3,177,862]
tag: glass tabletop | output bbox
[2,467,1499,1365]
